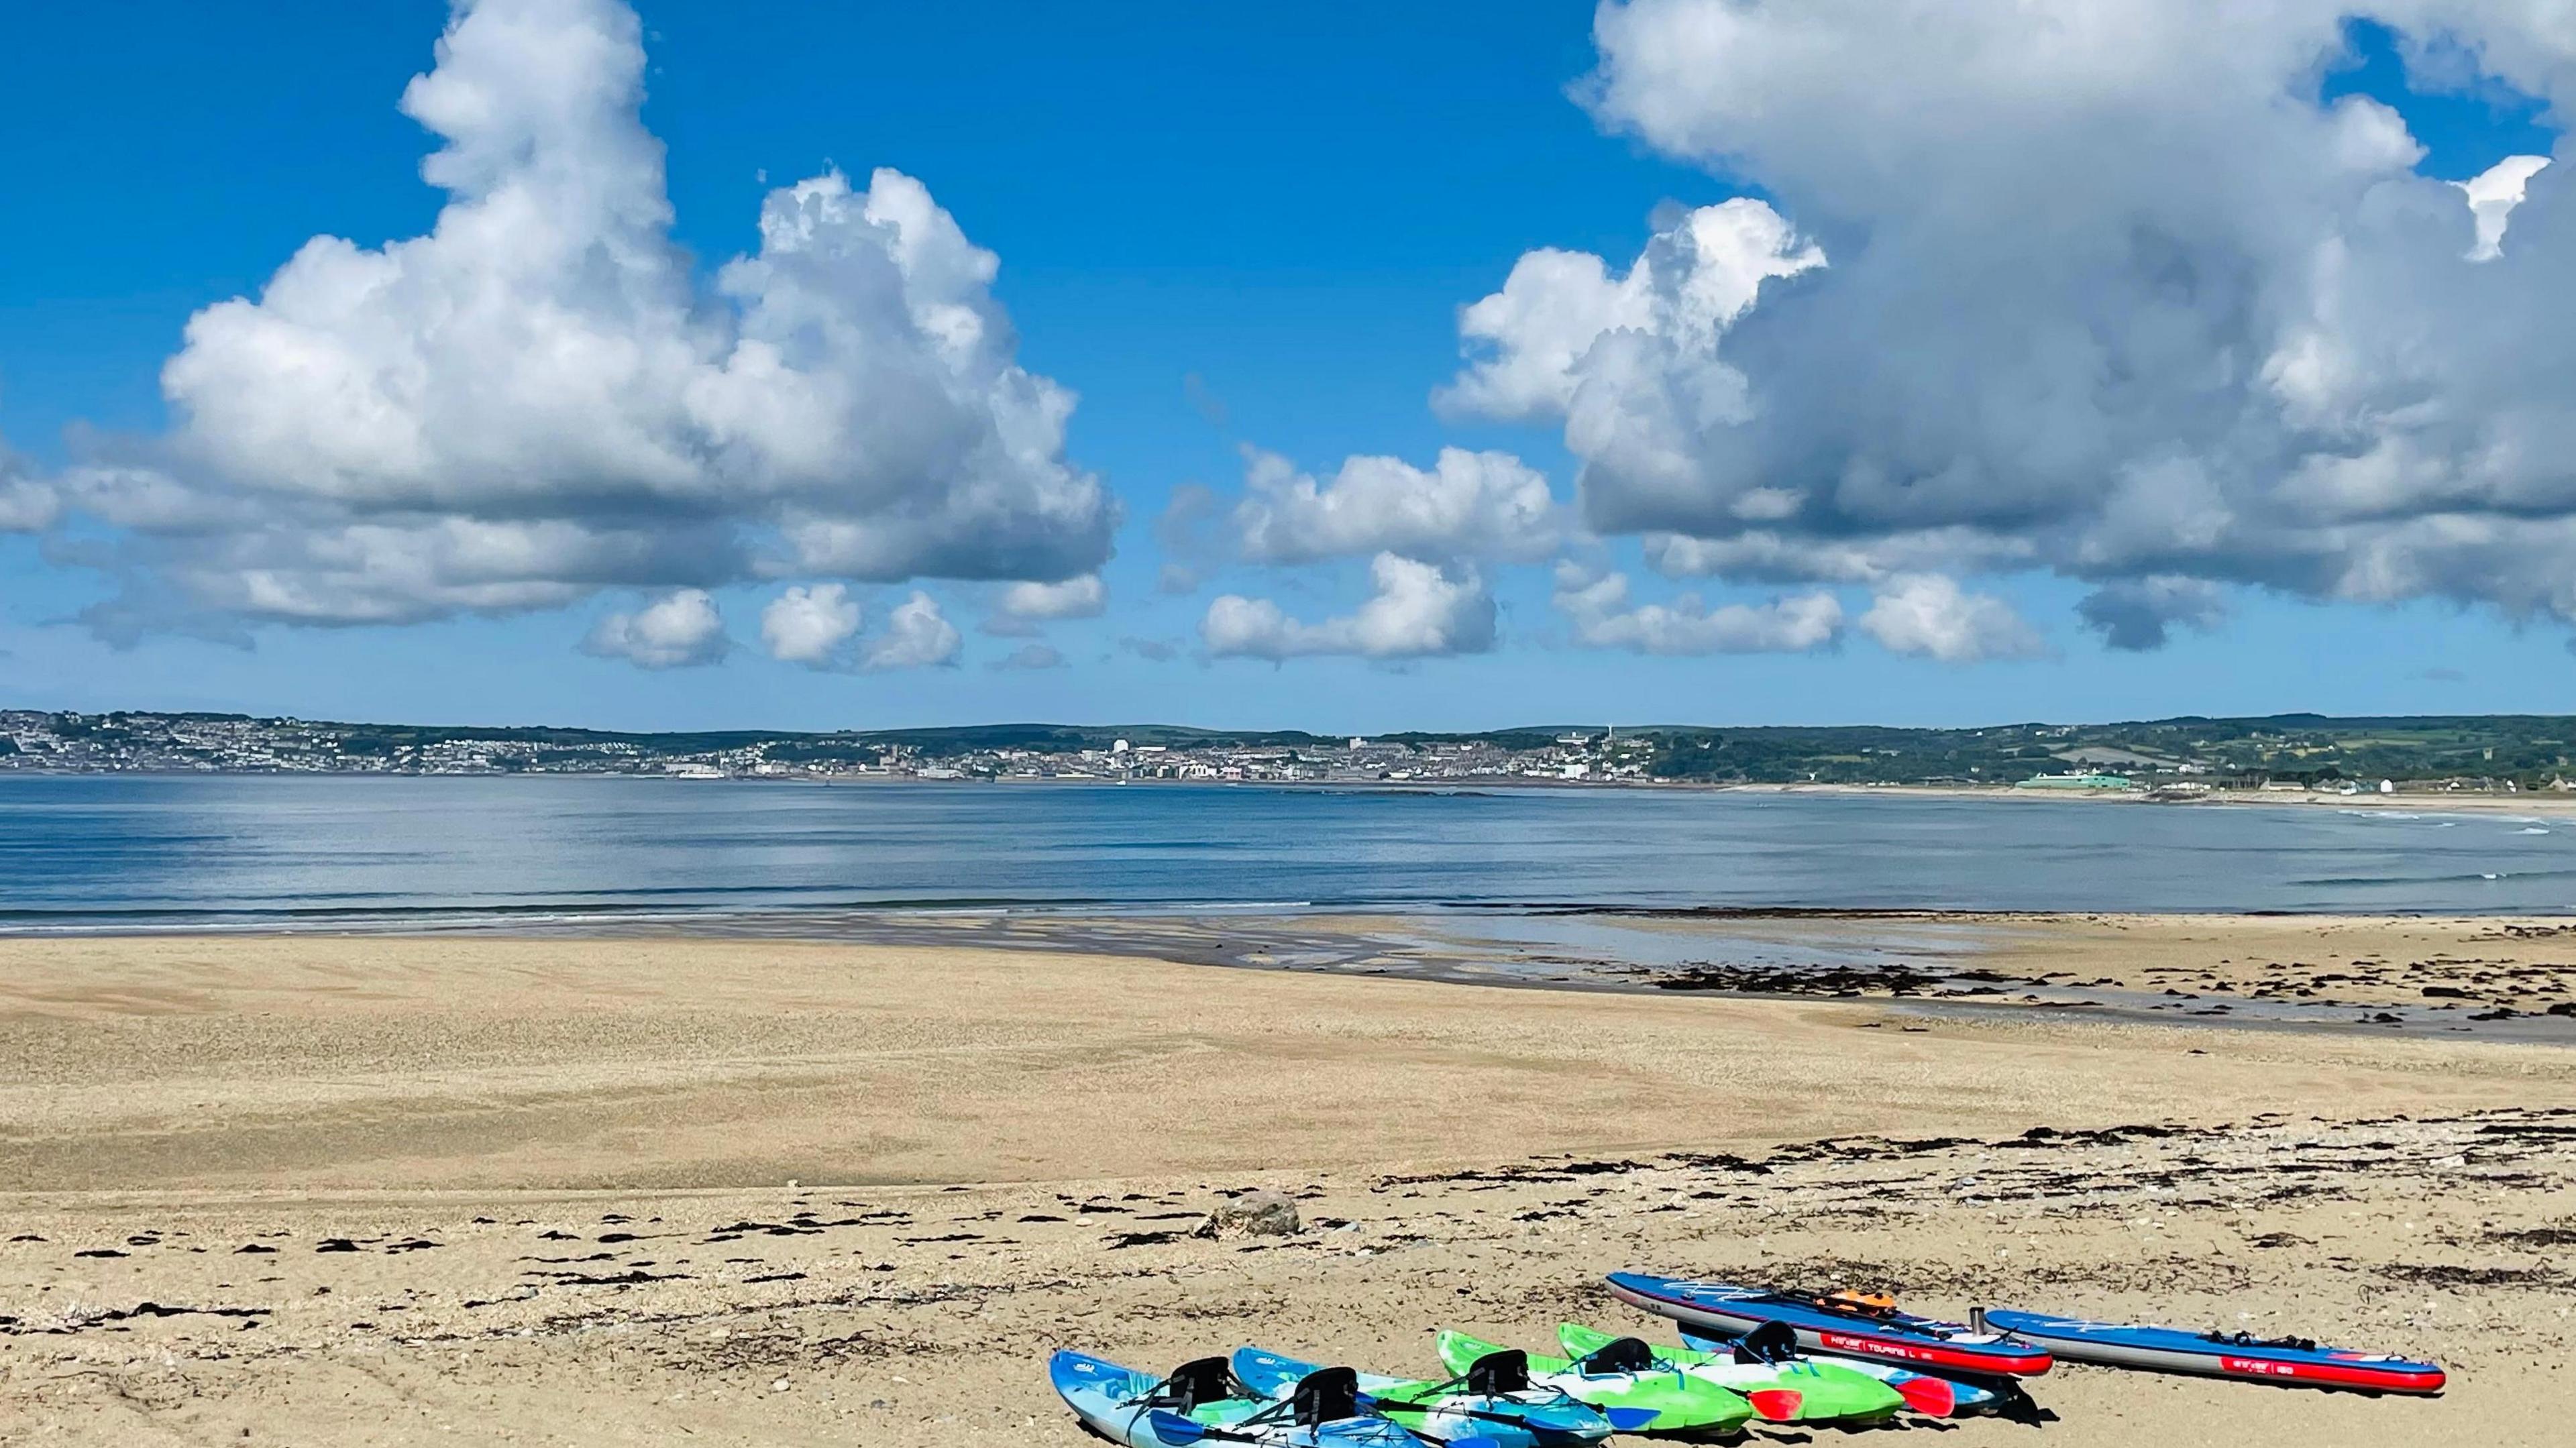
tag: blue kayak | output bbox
[1049,1351,1417,1447]
[1976,1311,2445,1394]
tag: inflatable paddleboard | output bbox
[1976,1311,2445,1394]
[1607,1273,2052,1378]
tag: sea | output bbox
[3,773,2573,932]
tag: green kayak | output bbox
[1435,1330,1753,1436]
[1557,1323,1906,1424]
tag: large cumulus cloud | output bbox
[1446,0,2575,646]
[54,0,1111,642]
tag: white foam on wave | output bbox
[2518,826,2552,835]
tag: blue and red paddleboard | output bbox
[1976,1311,2445,1394]
[1607,1274,2051,1378]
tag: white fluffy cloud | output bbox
[54,0,1110,638]
[1232,445,1562,563]
[998,573,1106,620]
[760,583,862,667]
[1858,575,2047,663]
[1203,553,1495,660]
[1554,565,1841,655]
[1437,198,1821,425]
[1446,0,2576,649]
[582,588,728,669]
[865,590,962,669]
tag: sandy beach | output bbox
[5,928,2573,1445]
[1682,779,2576,818]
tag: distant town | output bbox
[8,708,2576,795]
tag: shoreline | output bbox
[4,907,2572,1044]
[13,895,2576,940]
[13,765,2576,816]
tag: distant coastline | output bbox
[11,757,2574,819]
[13,706,2576,795]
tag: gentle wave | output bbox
[2286,865,2576,887]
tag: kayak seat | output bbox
[1580,1337,1656,1374]
[1467,1348,1531,1396]
[1155,1357,1239,1412]
[1734,1321,1799,1365]
[1292,1366,1360,1427]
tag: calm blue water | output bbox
[1,775,2572,927]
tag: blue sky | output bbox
[2,1,2571,731]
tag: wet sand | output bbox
[4,931,2573,1445]
[616,907,2576,1041]
[1599,911,2576,1038]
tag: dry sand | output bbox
[3,931,2572,1445]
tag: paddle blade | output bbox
[1604,1406,1662,1431]
[1146,1409,1210,1445]
[1893,1376,1957,1416]
[1746,1388,1805,1421]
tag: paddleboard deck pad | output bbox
[1607,1274,2052,1378]
[1976,1311,2445,1394]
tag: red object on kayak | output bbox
[1743,1388,1803,1421]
